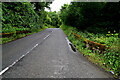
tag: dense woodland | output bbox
[2,2,52,33]
[59,2,120,34]
[2,2,120,34]
[1,2,62,42]
[1,2,120,78]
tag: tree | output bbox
[2,2,53,32]
[59,2,120,33]
[47,12,62,28]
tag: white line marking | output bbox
[44,34,50,39]
[0,43,39,76]
[0,67,9,75]
[0,32,51,75]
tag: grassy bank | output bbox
[60,24,120,78]
[1,2,56,44]
[1,24,55,44]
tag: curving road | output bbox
[2,28,113,78]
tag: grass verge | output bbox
[0,24,56,44]
[60,24,120,79]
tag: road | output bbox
[1,28,113,78]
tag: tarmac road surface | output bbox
[2,28,113,78]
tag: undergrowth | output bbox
[60,24,120,78]
[1,24,55,44]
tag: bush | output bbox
[2,2,43,33]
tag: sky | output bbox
[45,0,72,12]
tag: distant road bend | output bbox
[1,28,113,78]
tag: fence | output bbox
[72,32,109,54]
[0,30,30,38]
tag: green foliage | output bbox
[2,27,29,33]
[61,24,120,78]
[60,2,120,33]
[59,4,69,24]
[31,2,52,14]
[1,33,29,44]
[46,12,62,28]
[45,14,52,24]
[60,2,120,78]
[2,2,53,33]
[2,2,40,32]
[1,2,53,44]
[103,48,120,76]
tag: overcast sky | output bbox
[45,0,71,12]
